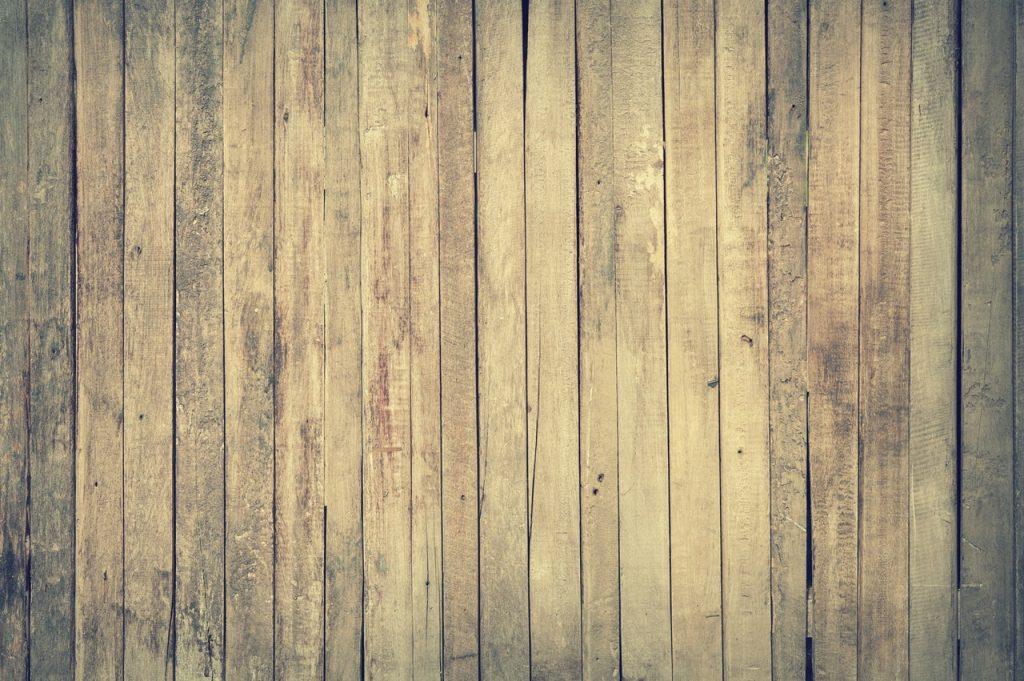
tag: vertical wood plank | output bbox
[609,1,671,678]
[124,0,174,674]
[476,1,529,677]
[960,0,1015,677]
[407,0,443,676]
[0,0,29,672]
[223,0,274,675]
[274,0,326,675]
[74,0,125,675]
[358,1,413,677]
[324,0,364,675]
[909,1,959,677]
[576,0,621,677]
[1015,2,1024,677]
[663,0,723,675]
[859,0,911,677]
[437,0,478,675]
[27,0,76,675]
[807,0,860,677]
[715,1,771,678]
[766,0,808,677]
[525,0,581,676]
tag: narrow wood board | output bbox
[74,0,126,675]
[807,0,860,677]
[525,0,582,676]
[27,0,76,675]
[476,1,530,677]
[224,0,274,675]
[960,0,1015,677]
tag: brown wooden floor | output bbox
[1,0,1022,678]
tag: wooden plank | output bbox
[1016,3,1024,677]
[123,0,174,675]
[476,1,529,677]
[715,1,771,677]
[909,1,959,679]
[324,0,364,676]
[608,1,671,678]
[223,0,274,675]
[766,0,808,677]
[407,0,443,676]
[26,0,75,675]
[807,0,860,677]
[358,1,413,677]
[859,0,911,677]
[576,0,620,677]
[525,1,581,677]
[274,0,326,675]
[437,0,478,675]
[74,0,125,675]
[663,0,722,675]
[0,0,29,673]
[175,0,225,676]
[960,0,1015,678]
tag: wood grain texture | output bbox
[74,0,125,675]
[766,0,808,677]
[476,1,529,677]
[808,1,860,678]
[663,0,723,676]
[525,1,582,677]
[224,0,274,675]
[960,1,1015,678]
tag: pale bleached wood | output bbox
[909,2,958,677]
[576,0,620,677]
[123,0,174,674]
[663,0,723,675]
[437,0,478,676]
[525,0,581,676]
[74,0,125,675]
[767,0,808,677]
[960,1,1015,678]
[223,0,274,675]
[26,0,76,675]
[274,0,326,675]
[476,1,529,677]
[324,0,364,676]
[608,1,671,678]
[716,1,771,678]
[859,0,911,677]
[808,0,860,677]
[175,0,225,676]
[0,0,29,672]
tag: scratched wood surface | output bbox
[1,1,1022,679]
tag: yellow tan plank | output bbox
[576,0,620,677]
[608,0,671,678]
[124,0,174,674]
[960,0,1015,677]
[27,0,76,675]
[274,0,326,675]
[859,0,911,677]
[437,0,478,675]
[525,0,581,676]
[807,0,859,677]
[715,1,771,678]
[74,0,125,675]
[224,0,274,675]
[664,0,723,675]
[324,0,364,676]
[909,1,958,677]
[476,0,529,677]
[766,0,808,677]
[0,0,28,672]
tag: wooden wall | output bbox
[0,0,1021,678]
